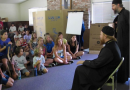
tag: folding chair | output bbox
[98,57,124,90]
[7,46,12,76]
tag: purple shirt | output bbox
[24,34,31,43]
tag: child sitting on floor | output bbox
[11,47,30,79]
[20,37,30,56]
[53,38,73,64]
[37,37,54,67]
[33,47,48,75]
[14,31,21,42]
[29,32,38,56]
[20,37,27,48]
[13,40,28,56]
[0,68,14,87]
[68,35,84,59]
[44,35,54,58]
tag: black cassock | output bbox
[116,7,129,83]
[72,40,121,90]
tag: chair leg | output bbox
[7,46,11,76]
[114,73,117,90]
[7,64,11,76]
[112,76,114,90]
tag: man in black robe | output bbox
[112,0,129,83]
[113,15,118,38]
[71,26,121,90]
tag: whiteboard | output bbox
[66,12,84,35]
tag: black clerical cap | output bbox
[102,26,114,36]
[112,0,122,4]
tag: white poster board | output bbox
[66,12,84,35]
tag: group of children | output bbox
[0,29,84,88]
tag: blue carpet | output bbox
[2,53,129,90]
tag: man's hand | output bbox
[77,61,84,65]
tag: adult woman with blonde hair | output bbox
[53,37,73,64]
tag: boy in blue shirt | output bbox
[0,30,12,71]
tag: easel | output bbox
[66,11,84,51]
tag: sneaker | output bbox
[51,63,56,67]
[68,62,71,64]
[76,56,81,59]
[68,60,74,64]
[37,71,43,75]
[55,62,58,66]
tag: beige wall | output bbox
[0,3,20,21]
[19,0,47,21]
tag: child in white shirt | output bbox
[9,23,16,34]
[14,31,21,42]
[33,47,48,75]
[18,24,25,35]
[11,47,30,79]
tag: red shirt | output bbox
[21,42,27,47]
[0,21,3,29]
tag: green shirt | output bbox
[63,38,67,44]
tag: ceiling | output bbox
[0,0,28,4]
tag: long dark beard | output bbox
[100,38,105,45]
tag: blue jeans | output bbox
[2,74,9,85]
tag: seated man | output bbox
[71,26,121,90]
